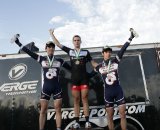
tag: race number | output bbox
[46,68,57,79]
[105,72,116,85]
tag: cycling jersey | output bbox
[20,46,70,100]
[95,40,131,107]
[61,45,92,87]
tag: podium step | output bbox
[69,128,104,130]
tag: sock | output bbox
[57,128,61,130]
[85,116,89,122]
[74,117,79,123]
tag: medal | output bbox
[74,49,81,65]
[46,55,55,79]
[75,60,80,65]
[103,60,111,73]
[47,55,54,68]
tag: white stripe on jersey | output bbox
[116,55,121,62]
[37,55,41,62]
[69,50,88,57]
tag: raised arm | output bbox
[11,34,39,60]
[86,50,98,68]
[49,29,63,49]
[116,28,138,61]
[62,62,71,71]
[91,60,99,68]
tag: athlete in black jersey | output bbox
[49,29,98,129]
[11,34,70,130]
[95,29,138,130]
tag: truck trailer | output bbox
[0,43,160,130]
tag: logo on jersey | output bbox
[42,61,61,68]
[99,66,108,74]
[99,63,118,74]
[8,63,27,80]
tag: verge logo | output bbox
[8,63,27,80]
[0,80,38,95]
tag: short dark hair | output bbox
[45,41,55,49]
[102,46,112,53]
[72,35,81,41]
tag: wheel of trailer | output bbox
[115,123,138,130]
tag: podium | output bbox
[69,128,104,130]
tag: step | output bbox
[68,128,104,130]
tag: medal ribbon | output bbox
[103,60,111,73]
[47,55,54,68]
[74,49,81,60]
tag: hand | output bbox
[49,29,54,36]
[10,34,20,43]
[129,28,139,39]
[10,34,22,47]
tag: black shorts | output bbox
[104,85,125,108]
[41,81,62,100]
[71,74,89,86]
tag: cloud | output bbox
[58,0,95,17]
[49,16,64,24]
[52,0,160,48]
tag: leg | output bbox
[104,86,114,130]
[54,99,62,129]
[119,104,127,130]
[72,88,81,129]
[72,88,81,121]
[81,87,89,119]
[81,86,92,128]
[106,107,114,130]
[39,99,48,130]
[115,86,126,130]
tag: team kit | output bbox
[11,28,138,130]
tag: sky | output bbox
[0,0,160,54]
